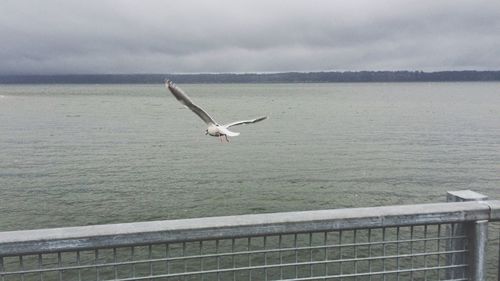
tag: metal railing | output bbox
[0,190,498,281]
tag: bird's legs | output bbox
[217,134,230,143]
[218,134,229,143]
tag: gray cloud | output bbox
[1,0,499,74]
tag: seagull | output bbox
[165,80,267,142]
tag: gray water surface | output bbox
[1,83,499,231]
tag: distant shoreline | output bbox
[1,71,500,84]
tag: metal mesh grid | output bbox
[0,223,468,281]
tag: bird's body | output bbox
[165,80,267,142]
[207,124,222,136]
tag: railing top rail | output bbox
[1,200,499,256]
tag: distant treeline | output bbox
[1,71,500,84]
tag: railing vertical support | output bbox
[467,220,488,281]
[446,190,488,281]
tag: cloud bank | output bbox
[1,0,499,74]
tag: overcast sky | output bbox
[1,0,500,74]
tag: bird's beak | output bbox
[205,130,208,135]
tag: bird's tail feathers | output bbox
[219,126,240,137]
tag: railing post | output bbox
[446,190,488,281]
[468,220,488,281]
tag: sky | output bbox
[1,0,500,75]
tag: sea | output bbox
[0,82,499,232]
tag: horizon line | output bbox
[2,69,500,76]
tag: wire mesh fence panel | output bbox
[0,223,470,281]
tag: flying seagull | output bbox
[165,80,267,142]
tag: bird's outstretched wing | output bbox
[165,80,217,125]
[224,116,268,128]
